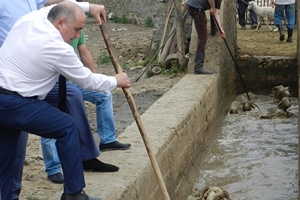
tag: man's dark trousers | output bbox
[11,82,99,199]
[0,92,85,200]
[237,0,258,26]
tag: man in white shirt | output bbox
[0,0,122,199]
[0,2,130,200]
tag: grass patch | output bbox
[145,16,154,27]
[96,52,111,65]
[86,12,93,18]
[113,15,133,24]
[162,60,186,78]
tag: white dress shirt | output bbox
[0,5,117,100]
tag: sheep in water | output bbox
[278,97,291,112]
[196,186,231,200]
[247,1,275,31]
[272,85,291,100]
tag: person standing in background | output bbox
[185,0,225,74]
[237,0,258,29]
[270,0,296,42]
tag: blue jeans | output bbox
[41,83,116,176]
[74,84,116,145]
[0,93,85,200]
[41,138,61,176]
[274,3,295,30]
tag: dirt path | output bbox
[236,24,297,57]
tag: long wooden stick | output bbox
[158,2,175,61]
[99,21,171,200]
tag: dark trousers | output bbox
[44,82,100,161]
[0,93,85,200]
[11,82,100,199]
[12,132,28,200]
[187,6,207,52]
[237,0,257,26]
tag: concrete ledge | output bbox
[50,72,234,200]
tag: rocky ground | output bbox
[20,18,297,199]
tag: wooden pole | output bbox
[99,21,171,200]
[158,3,175,61]
[175,0,186,67]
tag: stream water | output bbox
[188,94,298,200]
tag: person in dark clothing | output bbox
[185,0,225,74]
[237,0,258,29]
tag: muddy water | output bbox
[189,94,298,200]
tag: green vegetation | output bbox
[86,12,93,18]
[113,15,133,24]
[121,62,130,70]
[145,16,154,27]
[96,53,131,71]
[162,60,186,78]
[96,52,111,65]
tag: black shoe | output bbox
[280,34,285,41]
[286,37,292,42]
[100,141,131,151]
[48,173,64,184]
[82,158,119,172]
[61,190,101,200]
[251,23,257,29]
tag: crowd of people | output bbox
[0,0,296,200]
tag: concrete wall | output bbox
[49,1,238,200]
[235,55,298,95]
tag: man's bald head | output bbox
[47,1,85,24]
[47,1,86,43]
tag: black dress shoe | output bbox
[48,173,64,184]
[99,141,131,151]
[82,158,119,172]
[61,190,101,200]
[251,23,257,29]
